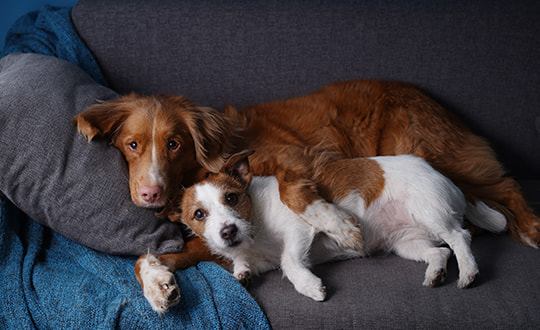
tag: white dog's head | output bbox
[166,150,255,255]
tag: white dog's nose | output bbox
[220,224,238,242]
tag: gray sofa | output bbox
[70,0,538,328]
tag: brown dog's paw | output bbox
[138,254,181,313]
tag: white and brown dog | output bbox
[155,150,494,304]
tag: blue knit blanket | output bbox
[0,6,269,329]
[1,6,106,86]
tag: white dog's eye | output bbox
[194,209,207,221]
[226,193,238,206]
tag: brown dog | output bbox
[75,80,539,312]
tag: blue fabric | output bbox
[1,5,107,86]
[0,6,270,329]
[0,199,270,329]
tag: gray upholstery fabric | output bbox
[0,53,184,255]
[72,0,540,178]
[249,232,540,329]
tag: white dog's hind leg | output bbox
[439,229,479,288]
[421,247,452,287]
[392,237,452,287]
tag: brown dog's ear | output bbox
[73,96,133,141]
[185,106,237,173]
[221,150,255,185]
[157,189,185,221]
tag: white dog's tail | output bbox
[465,201,507,233]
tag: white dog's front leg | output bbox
[135,254,181,313]
[232,255,252,287]
[280,233,326,301]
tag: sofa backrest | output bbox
[71,0,540,179]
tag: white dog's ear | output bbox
[222,150,255,185]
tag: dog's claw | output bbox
[294,277,326,301]
[237,271,252,287]
[458,271,479,289]
[423,268,447,287]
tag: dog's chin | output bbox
[137,201,168,209]
[220,237,251,251]
[208,232,252,252]
[132,196,168,209]
[224,239,243,248]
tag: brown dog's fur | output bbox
[75,80,540,274]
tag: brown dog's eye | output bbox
[226,193,238,206]
[194,209,206,221]
[129,141,139,151]
[168,140,181,152]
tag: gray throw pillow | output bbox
[0,53,184,255]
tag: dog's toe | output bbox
[325,218,364,251]
[423,268,447,287]
[345,225,364,251]
[311,285,327,302]
[236,270,252,287]
[306,284,326,302]
[146,272,181,313]
[458,271,479,289]
[295,277,326,301]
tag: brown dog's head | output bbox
[74,93,235,208]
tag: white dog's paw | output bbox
[137,254,181,313]
[457,268,479,289]
[295,277,327,302]
[234,270,252,287]
[303,201,363,251]
[423,267,447,287]
[234,261,251,288]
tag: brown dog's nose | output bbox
[220,224,238,241]
[140,186,162,203]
